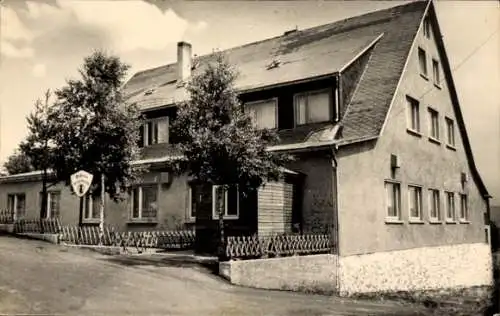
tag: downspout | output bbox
[330,144,341,293]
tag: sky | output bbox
[0,0,499,203]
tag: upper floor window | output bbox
[423,17,431,39]
[385,181,401,221]
[212,185,239,220]
[7,193,25,220]
[418,48,428,78]
[245,99,277,130]
[40,191,60,219]
[445,117,455,147]
[428,108,439,140]
[130,185,158,220]
[408,185,423,221]
[406,96,420,133]
[294,89,331,126]
[138,117,169,147]
[432,59,441,86]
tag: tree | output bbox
[170,54,290,259]
[49,50,144,240]
[19,89,57,219]
[3,150,35,175]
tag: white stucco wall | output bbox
[338,242,493,295]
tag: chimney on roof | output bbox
[177,41,192,84]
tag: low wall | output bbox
[0,224,14,233]
[220,254,338,293]
[338,243,493,295]
[18,233,59,244]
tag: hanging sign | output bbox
[70,170,93,197]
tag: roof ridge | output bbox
[129,0,426,80]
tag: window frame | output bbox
[459,193,469,223]
[187,186,196,221]
[428,189,441,223]
[445,117,455,148]
[408,185,423,222]
[418,47,428,79]
[423,17,431,39]
[432,58,441,87]
[406,96,421,135]
[41,191,61,219]
[142,117,169,147]
[83,194,100,222]
[385,180,402,223]
[7,193,26,220]
[428,107,440,142]
[445,191,456,223]
[244,98,278,130]
[212,185,239,220]
[130,184,159,221]
[293,88,332,126]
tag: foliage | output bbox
[170,53,290,194]
[48,50,144,201]
[3,150,35,175]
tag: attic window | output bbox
[266,59,281,70]
[423,17,431,39]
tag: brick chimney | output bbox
[177,41,192,84]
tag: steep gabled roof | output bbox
[123,1,428,117]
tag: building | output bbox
[0,0,493,291]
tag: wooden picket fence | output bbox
[226,233,333,259]
[0,209,13,224]
[13,218,62,234]
[59,225,195,250]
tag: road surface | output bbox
[0,235,428,315]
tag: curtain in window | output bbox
[307,92,330,123]
[132,188,140,218]
[142,185,158,218]
[227,186,238,216]
[157,118,169,143]
[246,101,276,129]
[49,193,60,218]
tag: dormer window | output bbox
[138,117,169,147]
[245,98,277,130]
[294,89,332,126]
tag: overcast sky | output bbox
[0,0,499,203]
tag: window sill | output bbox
[385,218,403,224]
[429,220,442,224]
[127,218,158,224]
[420,73,429,81]
[433,83,442,90]
[406,128,422,137]
[409,219,425,224]
[82,219,100,224]
[445,220,457,224]
[213,216,239,221]
[459,220,471,224]
[185,217,196,224]
[428,137,441,145]
[446,144,456,151]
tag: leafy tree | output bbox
[19,90,57,219]
[49,50,144,234]
[3,150,35,175]
[170,54,290,258]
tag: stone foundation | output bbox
[338,243,493,295]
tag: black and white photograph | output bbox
[0,0,498,315]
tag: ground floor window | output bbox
[459,194,469,222]
[212,185,239,219]
[7,193,26,220]
[40,192,60,218]
[408,185,422,220]
[428,189,441,221]
[188,186,197,220]
[445,191,455,222]
[130,185,158,220]
[385,181,401,220]
[83,195,100,220]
